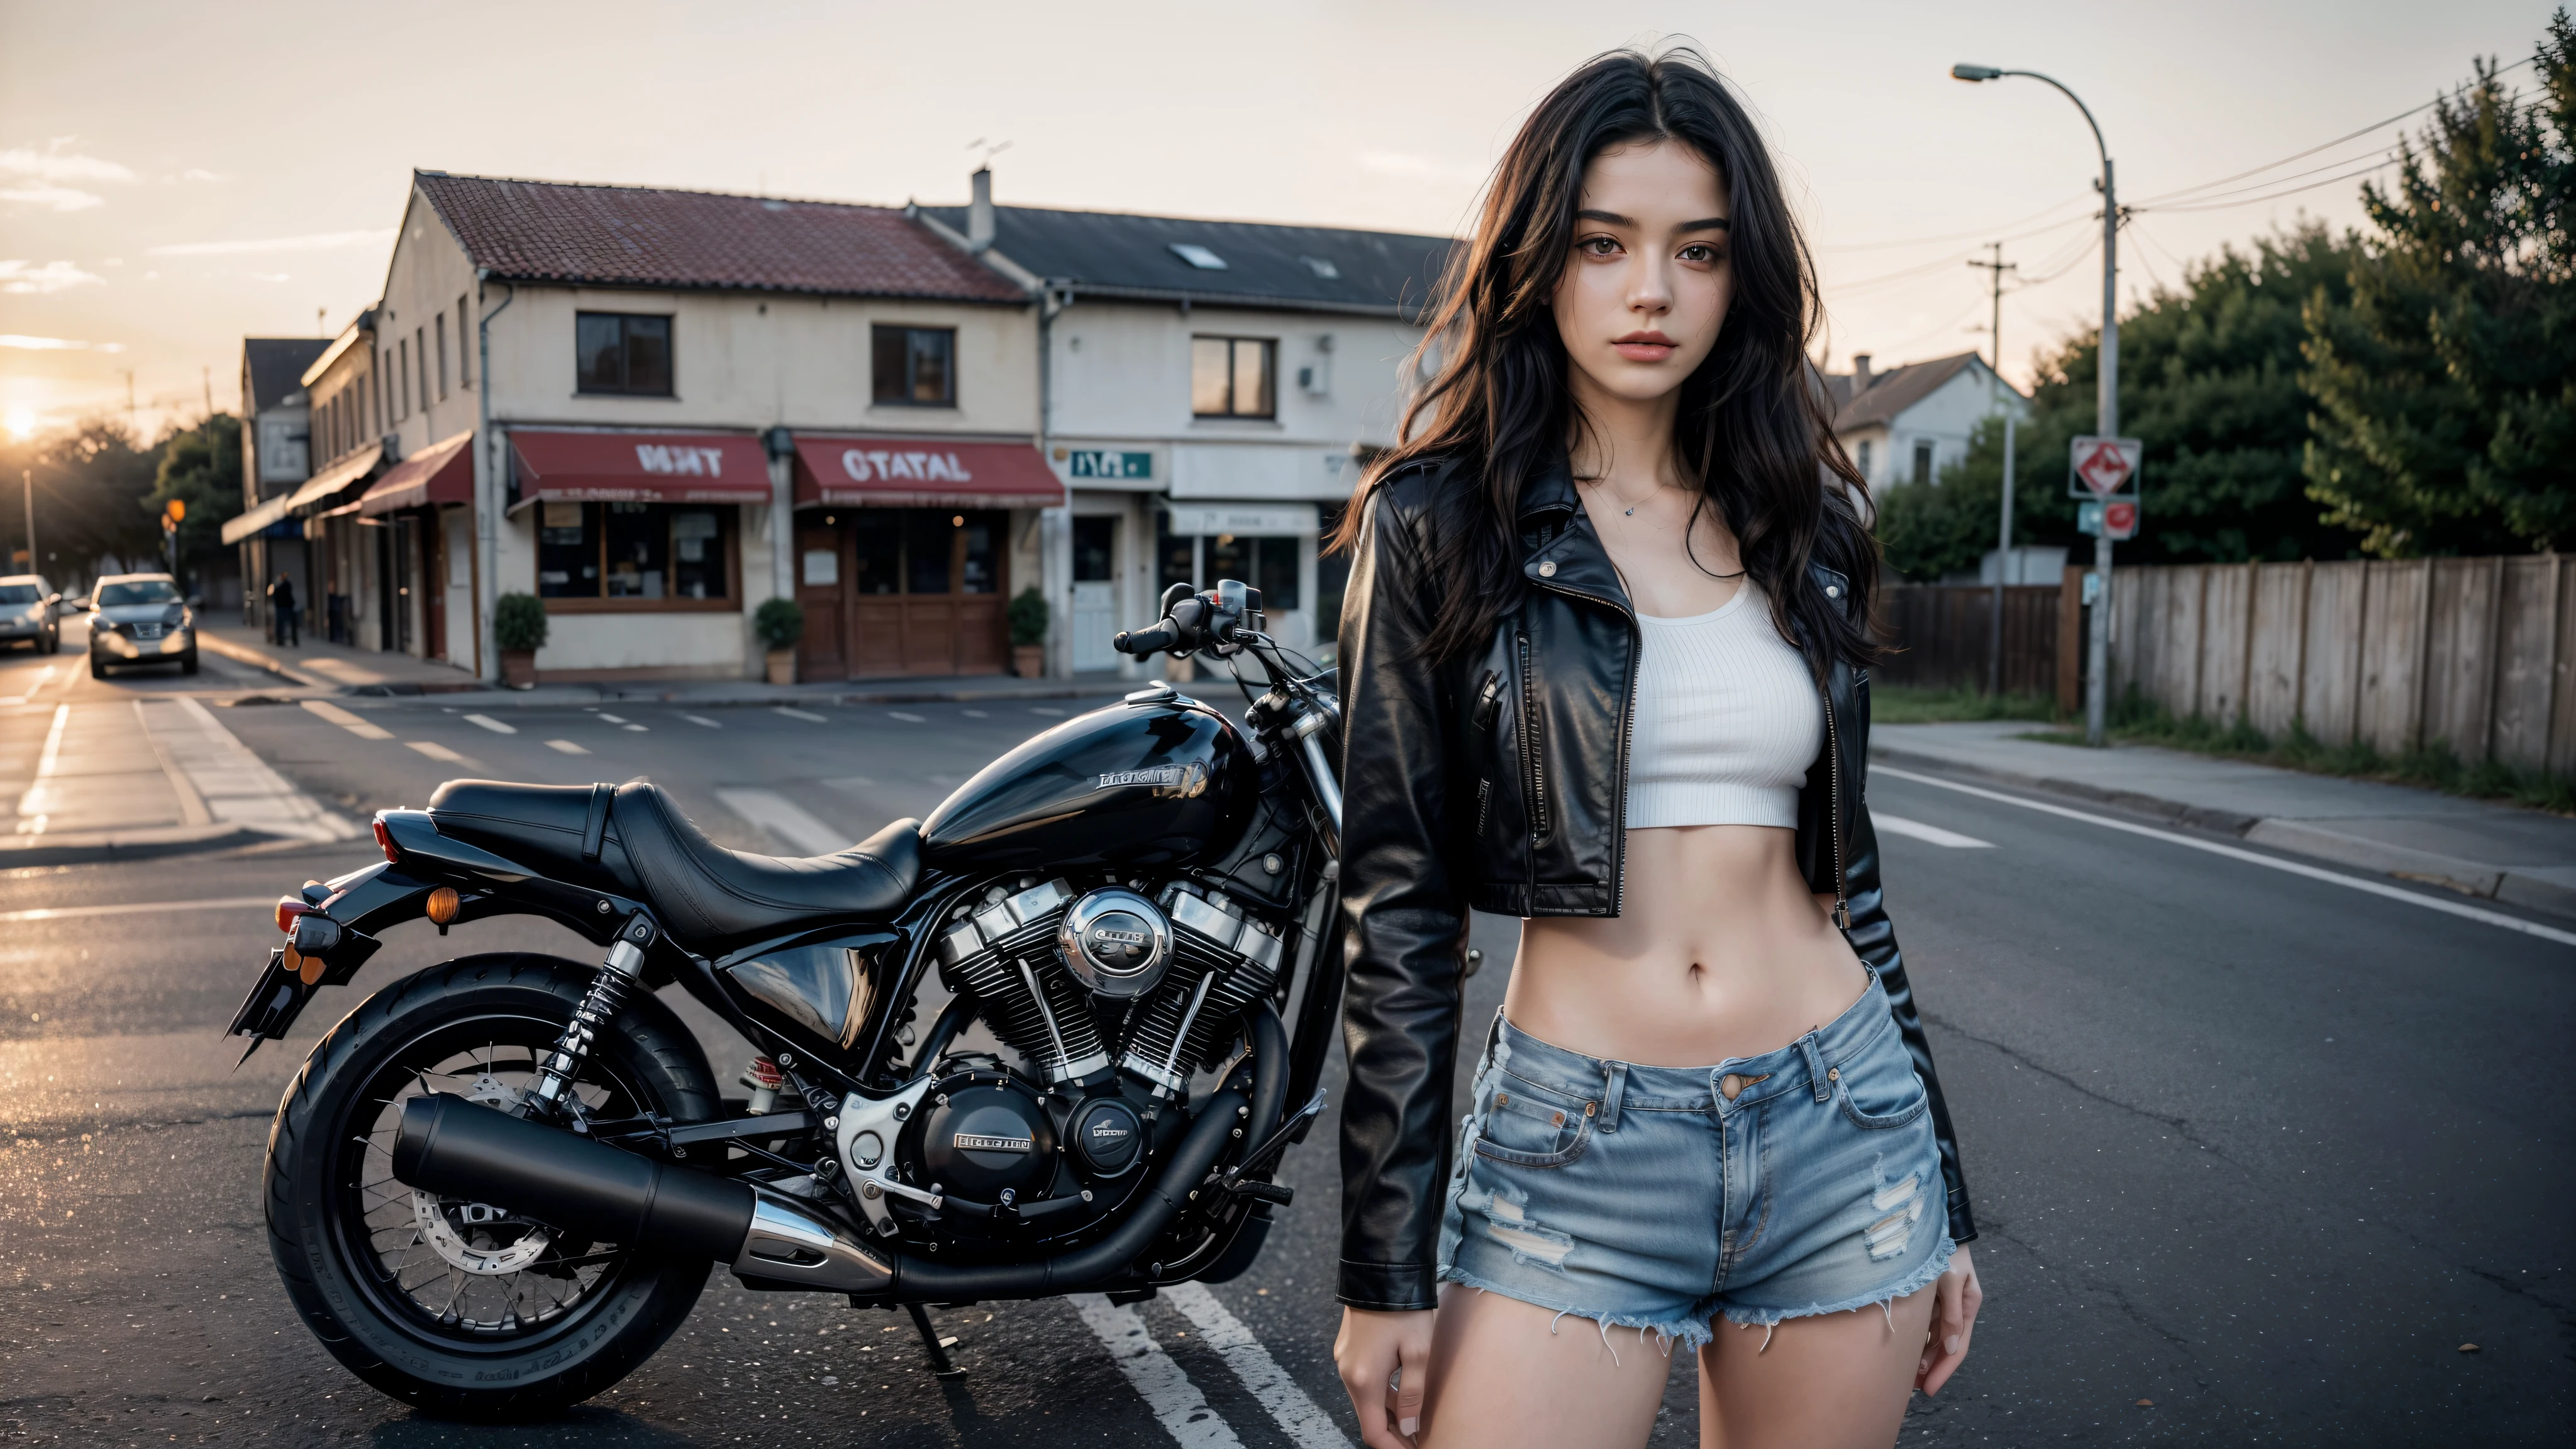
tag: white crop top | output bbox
[1624,584,1823,830]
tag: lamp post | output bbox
[1953,63,2119,744]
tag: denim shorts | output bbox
[1436,972,1954,1352]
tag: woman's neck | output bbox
[1565,370,1683,496]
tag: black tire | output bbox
[264,953,721,1419]
[180,648,198,675]
[87,651,104,677]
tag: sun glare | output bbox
[3,406,36,440]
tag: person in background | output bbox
[267,572,300,648]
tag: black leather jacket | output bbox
[1333,453,1976,1313]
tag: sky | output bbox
[0,0,2560,441]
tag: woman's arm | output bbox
[1839,801,1977,1244]
[1333,483,1472,1313]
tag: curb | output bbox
[0,823,258,869]
[1871,743,2576,923]
[197,633,341,691]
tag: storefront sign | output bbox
[1067,450,1153,480]
[839,448,976,484]
[636,443,731,477]
[1164,502,1318,538]
[509,431,772,509]
[790,436,1067,509]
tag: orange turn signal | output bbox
[275,897,313,935]
[425,886,462,925]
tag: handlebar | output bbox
[1113,581,1260,658]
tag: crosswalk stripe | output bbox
[406,740,468,763]
[775,707,828,723]
[462,714,516,735]
[1165,1282,1350,1447]
[682,714,723,728]
[545,739,589,755]
[1072,1294,1245,1448]
[0,896,275,923]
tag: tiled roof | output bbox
[412,172,1026,303]
[242,338,330,413]
[920,203,1455,318]
[1830,352,1998,431]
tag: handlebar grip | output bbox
[1114,623,1179,656]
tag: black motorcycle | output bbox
[229,582,1343,1418]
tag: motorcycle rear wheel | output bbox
[264,952,720,1419]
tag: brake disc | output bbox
[409,1074,553,1277]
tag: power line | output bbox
[1821,208,2097,296]
[2136,154,2405,214]
[1814,190,2094,253]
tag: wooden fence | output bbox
[1877,584,2065,697]
[2106,555,2576,772]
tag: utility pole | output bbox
[1953,62,2120,743]
[1968,241,2019,696]
[202,365,214,422]
[20,469,33,580]
[1966,241,2017,375]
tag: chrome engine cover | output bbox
[1056,888,1172,999]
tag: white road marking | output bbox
[775,707,828,723]
[597,713,629,723]
[545,739,590,755]
[1875,765,2576,948]
[1874,813,1993,849]
[1072,1294,1246,1448]
[888,711,925,723]
[0,896,275,923]
[462,714,516,734]
[162,697,358,840]
[1030,706,1065,716]
[0,662,60,704]
[406,740,468,762]
[299,699,396,740]
[962,709,989,718]
[714,787,850,857]
[14,703,70,834]
[621,723,647,731]
[682,714,723,728]
[1165,1282,1351,1448]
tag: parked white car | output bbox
[0,574,69,653]
[87,572,198,676]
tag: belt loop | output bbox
[1474,1005,1506,1079]
[1798,1034,1831,1103]
[1597,1060,1628,1133]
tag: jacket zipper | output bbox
[1515,632,1548,841]
[1818,672,1851,931]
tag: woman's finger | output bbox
[1394,1338,1430,1441]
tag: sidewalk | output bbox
[199,622,1138,709]
[1873,720,2576,921]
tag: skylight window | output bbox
[1301,256,1341,280]
[1169,243,1228,270]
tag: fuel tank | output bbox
[920,693,1257,874]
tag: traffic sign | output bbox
[2069,435,2143,498]
[2077,497,2141,539]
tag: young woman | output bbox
[1328,50,1982,1449]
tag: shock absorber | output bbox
[528,913,658,1122]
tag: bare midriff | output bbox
[1505,823,1868,1068]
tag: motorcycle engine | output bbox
[909,1065,1058,1204]
[935,875,1288,1098]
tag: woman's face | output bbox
[1549,138,1733,406]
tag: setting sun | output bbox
[3,406,36,440]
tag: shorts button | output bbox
[1719,1074,1743,1100]
[1550,1110,1565,1126]
[1826,1067,1840,1082]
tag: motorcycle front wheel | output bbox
[264,952,720,1419]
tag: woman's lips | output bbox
[1612,331,1677,362]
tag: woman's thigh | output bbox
[1421,1285,1674,1449]
[1697,1285,1935,1449]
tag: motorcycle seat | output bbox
[426,779,919,946]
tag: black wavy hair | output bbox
[1330,45,1879,674]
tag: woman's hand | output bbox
[1915,1243,1983,1396]
[1334,1306,1437,1448]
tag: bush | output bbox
[1007,587,1049,647]
[753,597,804,651]
[493,592,547,652]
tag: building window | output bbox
[871,326,955,406]
[1192,336,1275,418]
[435,316,450,401]
[416,327,430,411]
[1155,512,1299,609]
[1856,440,1872,479]
[575,313,675,396]
[536,502,732,601]
[457,297,472,387]
[1072,515,1116,584]
[849,508,999,594]
[396,342,410,421]
[1913,439,1935,487]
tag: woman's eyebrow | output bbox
[1678,216,1732,233]
[1572,209,1731,233]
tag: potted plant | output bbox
[493,592,547,689]
[1006,587,1049,679]
[753,597,804,686]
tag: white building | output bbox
[1825,351,2029,494]
[233,337,328,627]
[917,172,1453,674]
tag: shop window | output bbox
[872,326,955,406]
[1204,535,1300,611]
[576,313,675,396]
[1314,502,1353,643]
[845,508,1001,595]
[1191,336,1275,418]
[536,502,731,601]
[1072,516,1116,584]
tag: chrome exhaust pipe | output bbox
[392,1094,889,1294]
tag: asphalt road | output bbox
[2,640,2570,1446]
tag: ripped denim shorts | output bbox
[1435,971,1954,1354]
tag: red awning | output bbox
[508,430,773,510]
[359,430,476,517]
[792,436,1065,509]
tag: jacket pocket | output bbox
[1472,1073,1594,1169]
[1515,633,1548,840]
[1472,669,1502,731]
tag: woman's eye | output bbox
[1578,236,1622,257]
[1680,243,1721,264]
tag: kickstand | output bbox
[907,1302,967,1379]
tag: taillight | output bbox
[275,897,313,935]
[372,817,398,863]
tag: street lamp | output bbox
[1953,62,2119,745]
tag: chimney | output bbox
[1852,353,1874,387]
[967,167,995,252]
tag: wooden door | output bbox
[794,521,848,679]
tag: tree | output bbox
[2305,11,2576,555]
[145,413,243,586]
[0,416,162,582]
